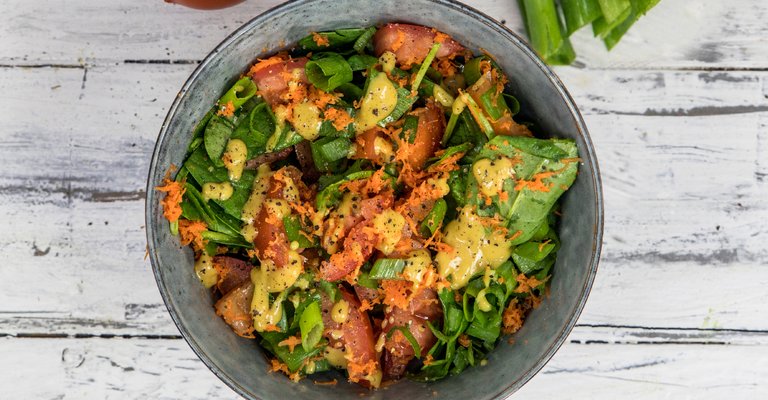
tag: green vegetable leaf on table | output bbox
[519,0,661,64]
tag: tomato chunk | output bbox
[374,23,464,67]
[249,57,308,105]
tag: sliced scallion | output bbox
[369,258,406,280]
[299,301,324,351]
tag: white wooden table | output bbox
[2,0,767,398]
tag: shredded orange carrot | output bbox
[311,32,330,47]
[155,175,185,223]
[509,230,523,241]
[560,157,582,164]
[422,354,434,366]
[217,100,234,117]
[458,334,471,348]
[278,335,303,352]
[391,29,407,52]
[346,358,378,383]
[178,220,208,251]
[380,279,411,310]
[312,87,339,108]
[514,170,559,193]
[313,379,338,386]
[323,107,354,131]
[538,239,552,252]
[434,31,449,44]
[502,299,525,334]
[269,358,302,381]
[514,274,546,295]
[432,58,457,77]
[248,54,288,76]
[262,324,282,332]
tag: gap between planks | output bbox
[4,325,768,346]
[5,59,768,74]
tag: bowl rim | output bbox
[145,0,604,398]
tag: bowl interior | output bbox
[147,1,602,399]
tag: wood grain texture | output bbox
[2,64,766,334]
[1,1,768,69]
[3,338,767,399]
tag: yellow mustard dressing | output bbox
[331,299,350,324]
[202,181,234,201]
[379,51,397,74]
[472,157,516,198]
[402,249,433,284]
[435,206,512,289]
[323,192,360,254]
[249,257,303,332]
[222,138,247,181]
[324,347,349,368]
[355,72,398,133]
[240,164,272,243]
[194,253,218,288]
[372,209,406,255]
[292,101,322,140]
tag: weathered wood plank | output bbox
[1,64,767,334]
[1,1,767,69]
[3,337,767,399]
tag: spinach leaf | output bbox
[298,28,369,51]
[347,54,377,71]
[512,241,556,274]
[203,116,234,167]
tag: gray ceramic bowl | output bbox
[146,0,603,398]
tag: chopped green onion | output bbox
[460,92,494,139]
[411,43,442,95]
[357,270,379,289]
[299,301,324,351]
[419,198,447,237]
[305,54,353,92]
[169,220,179,236]
[377,87,418,127]
[218,77,257,111]
[353,26,377,53]
[520,0,573,65]
[316,137,352,162]
[592,5,632,37]
[369,258,406,280]
[561,0,602,36]
[388,326,422,358]
[596,0,631,24]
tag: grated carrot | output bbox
[278,335,303,352]
[380,279,411,310]
[178,220,208,251]
[323,107,354,131]
[311,32,330,47]
[391,29,407,52]
[502,299,525,334]
[217,100,234,117]
[155,176,185,223]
